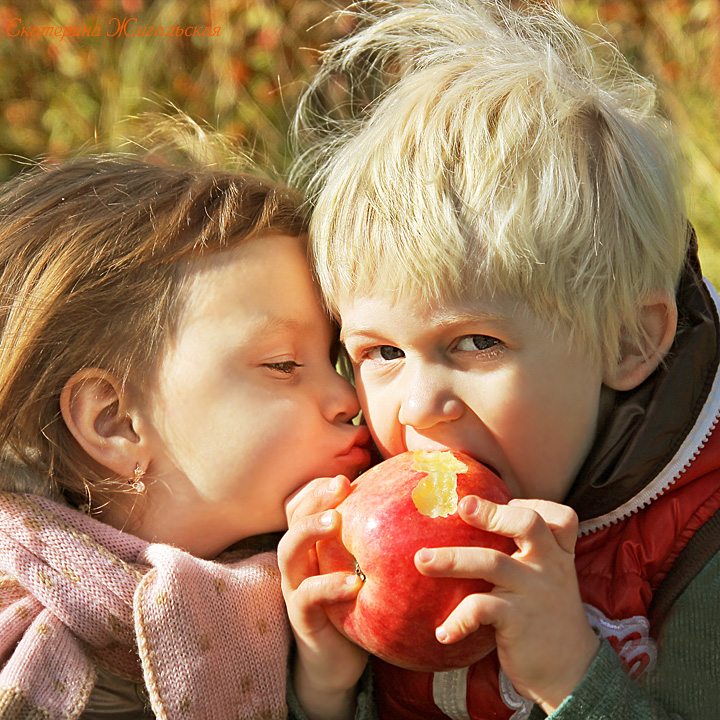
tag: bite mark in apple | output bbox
[411,450,468,518]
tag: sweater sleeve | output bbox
[529,550,720,720]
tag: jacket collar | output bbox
[566,227,720,534]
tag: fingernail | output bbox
[461,496,479,515]
[436,626,449,643]
[320,510,334,527]
[346,574,361,586]
[327,476,340,492]
[417,548,434,563]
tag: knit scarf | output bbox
[0,492,290,720]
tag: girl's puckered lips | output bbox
[336,425,373,478]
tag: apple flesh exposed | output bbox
[316,449,515,672]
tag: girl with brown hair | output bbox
[0,153,371,719]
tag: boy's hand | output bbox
[415,497,600,714]
[279,476,368,720]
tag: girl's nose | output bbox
[323,369,361,424]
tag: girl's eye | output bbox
[264,360,302,375]
[456,335,499,352]
[366,345,405,361]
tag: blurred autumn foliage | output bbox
[563,0,720,281]
[0,0,354,177]
[0,0,719,276]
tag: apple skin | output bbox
[316,450,515,672]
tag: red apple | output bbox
[316,449,515,672]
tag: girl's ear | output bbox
[603,290,678,392]
[60,369,149,478]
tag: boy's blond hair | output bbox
[295,0,687,368]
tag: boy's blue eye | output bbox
[456,335,499,352]
[367,345,404,361]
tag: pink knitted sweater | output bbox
[0,492,290,720]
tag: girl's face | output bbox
[132,235,369,557]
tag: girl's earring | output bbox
[131,463,146,494]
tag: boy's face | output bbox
[338,290,606,502]
[138,235,369,557]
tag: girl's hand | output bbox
[415,497,600,714]
[279,475,368,720]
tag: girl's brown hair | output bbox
[0,156,306,504]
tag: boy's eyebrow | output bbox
[340,311,509,343]
[434,310,509,327]
[339,325,376,343]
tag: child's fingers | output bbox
[434,593,508,645]
[285,475,351,526]
[415,546,517,587]
[458,496,574,556]
[278,509,342,589]
[508,498,579,554]
[290,572,363,631]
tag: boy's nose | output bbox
[398,371,463,429]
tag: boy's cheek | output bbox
[357,407,396,459]
[355,380,410,460]
[367,435,390,464]
[353,410,393,461]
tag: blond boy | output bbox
[282,1,720,719]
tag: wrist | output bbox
[536,633,601,714]
[293,659,358,720]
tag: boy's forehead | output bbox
[337,288,526,336]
